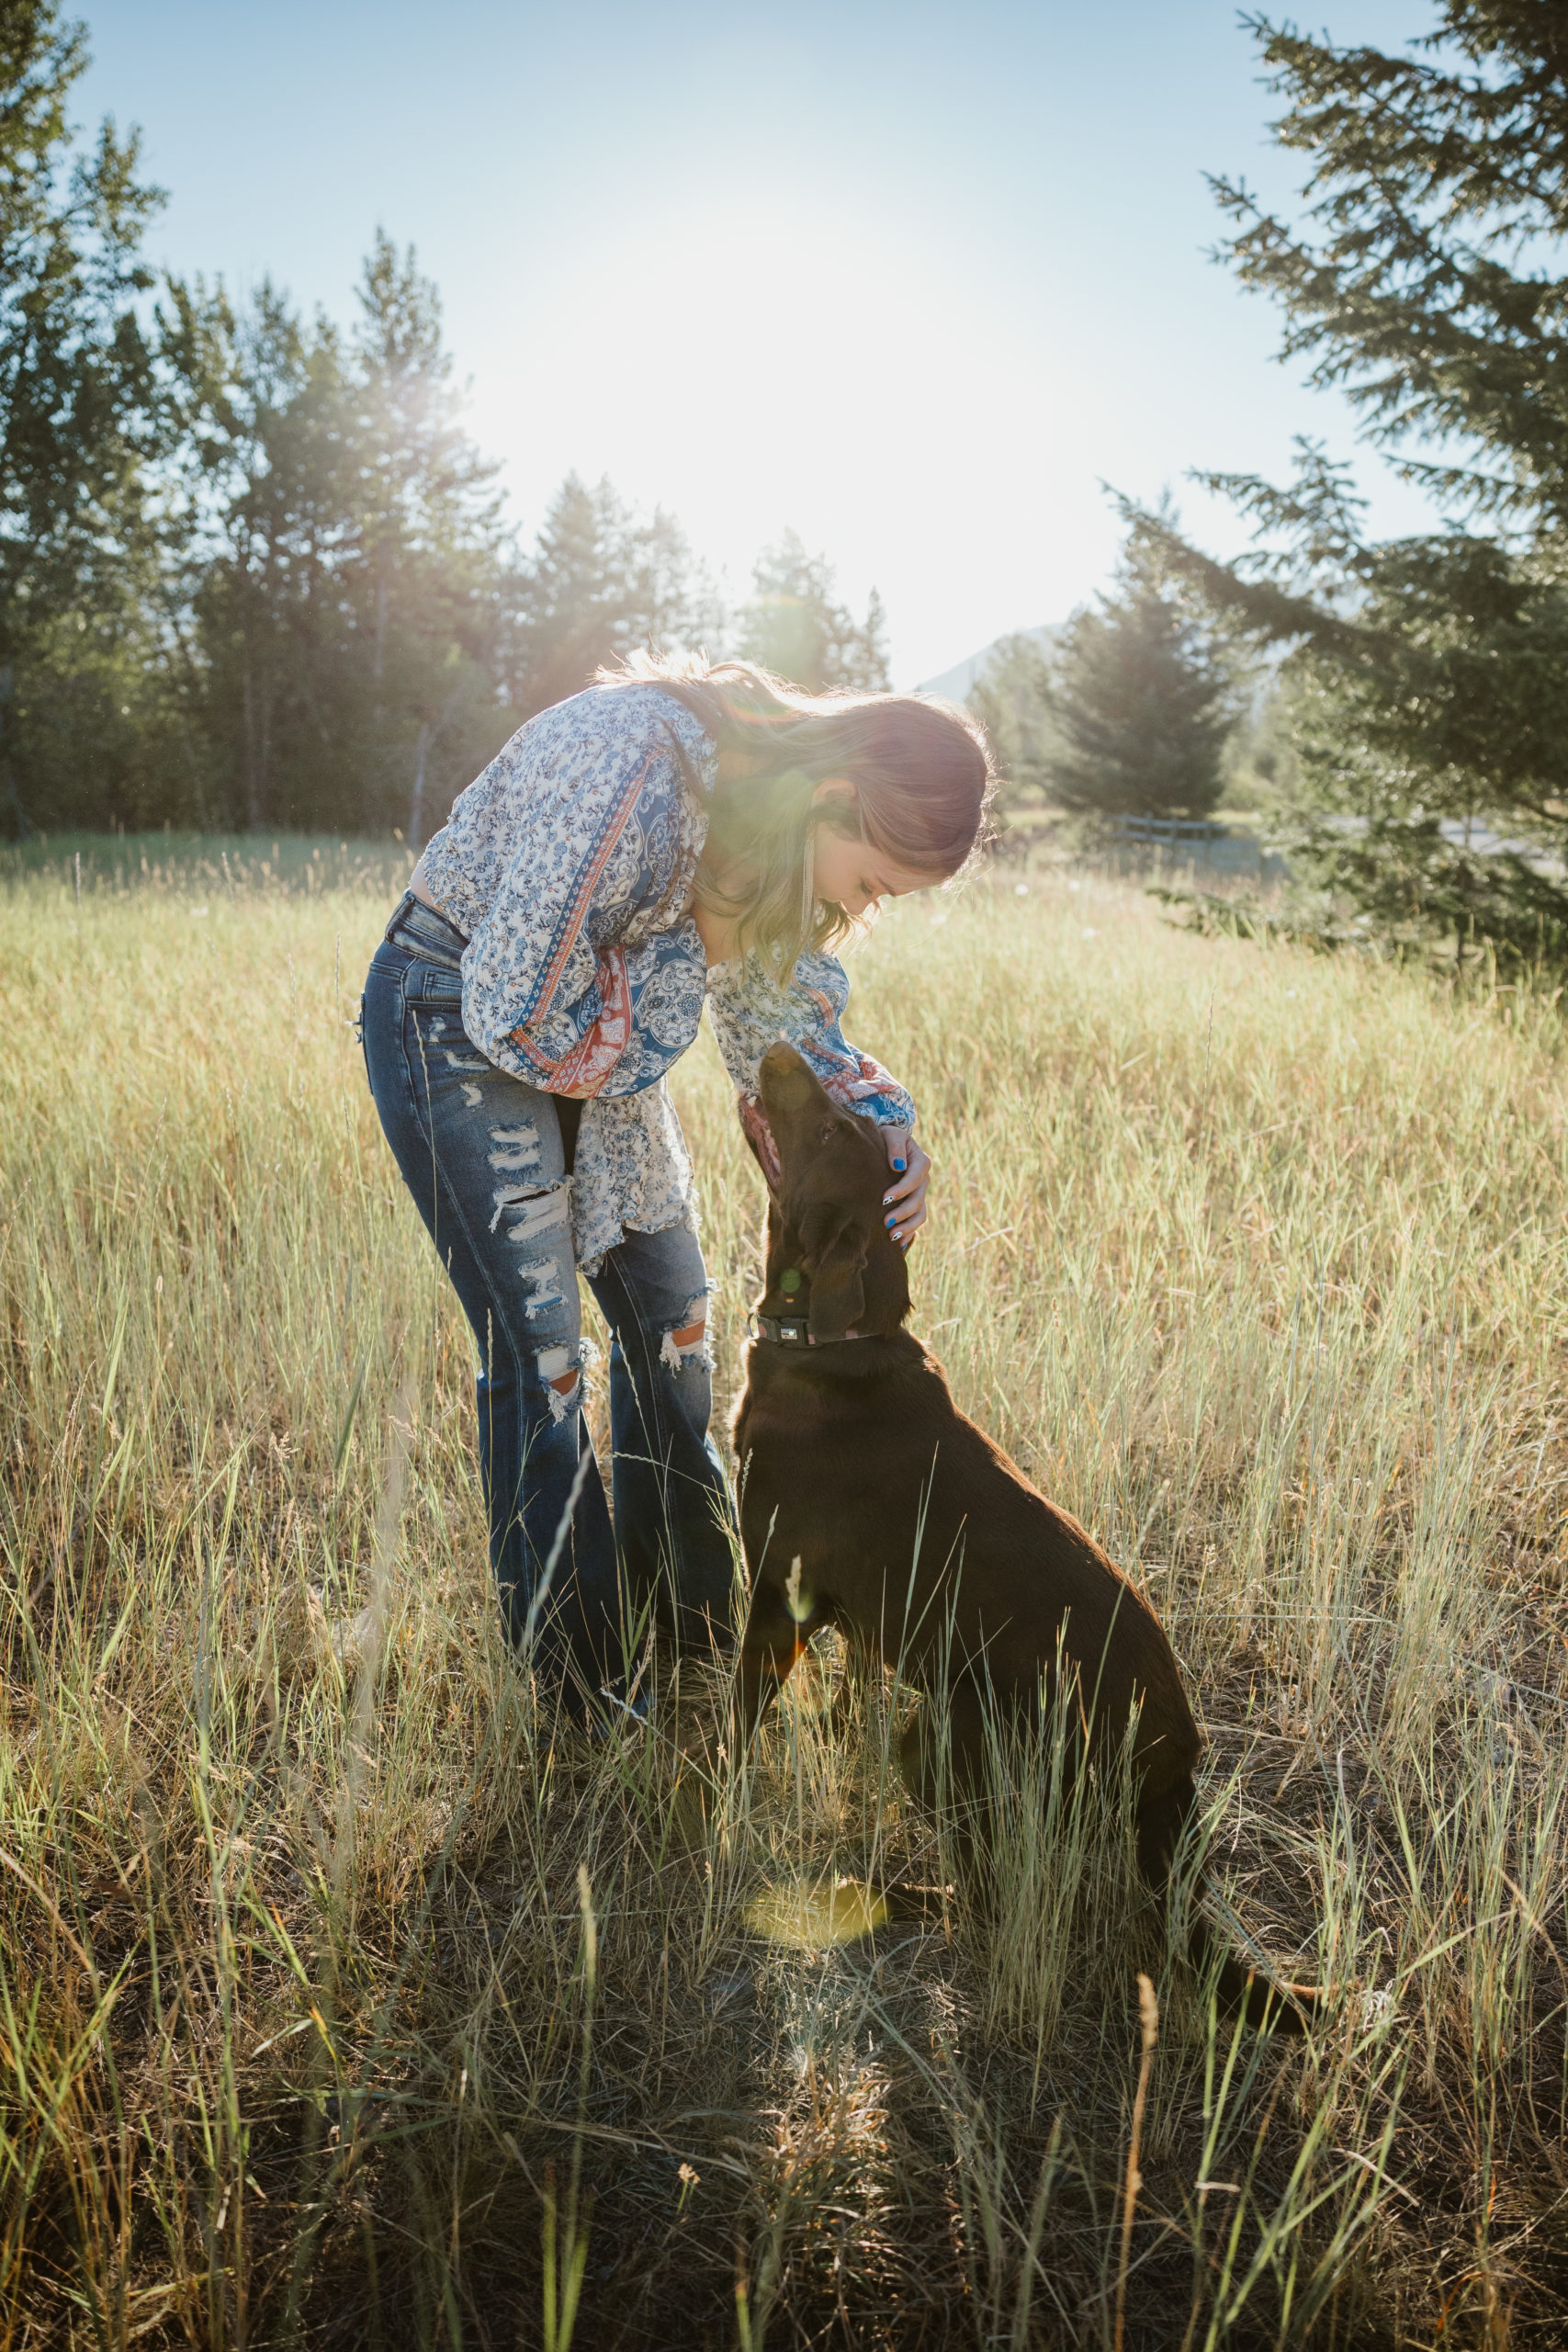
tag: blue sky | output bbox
[80,0,1443,684]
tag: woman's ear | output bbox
[805,1214,868,1340]
[810,778,861,833]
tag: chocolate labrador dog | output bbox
[732,1042,1319,2030]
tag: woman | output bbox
[361,656,992,1718]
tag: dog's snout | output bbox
[758,1042,818,1103]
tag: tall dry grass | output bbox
[1,840,1565,2348]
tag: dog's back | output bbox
[735,1329,1200,1799]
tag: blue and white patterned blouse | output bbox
[417,682,917,1269]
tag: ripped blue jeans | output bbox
[362,894,735,1711]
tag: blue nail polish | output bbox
[885,1213,897,1227]
[893,1159,906,1172]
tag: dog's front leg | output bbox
[827,1632,884,1739]
[733,1580,814,1737]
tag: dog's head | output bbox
[739,1043,912,1343]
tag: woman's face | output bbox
[809,783,941,917]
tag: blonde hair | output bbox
[597,650,996,974]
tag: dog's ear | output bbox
[803,1212,867,1340]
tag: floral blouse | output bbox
[417,681,917,1268]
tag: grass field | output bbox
[2,837,1566,2349]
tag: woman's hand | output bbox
[881,1126,931,1250]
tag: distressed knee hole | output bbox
[659,1295,712,1374]
[536,1342,583,1423]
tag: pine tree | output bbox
[510,474,718,719]
[1134,3,1568,966]
[349,231,509,843]
[1040,528,1235,820]
[176,285,358,831]
[170,241,515,834]
[738,530,890,692]
[0,0,173,831]
[969,632,1059,824]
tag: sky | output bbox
[78,0,1446,686]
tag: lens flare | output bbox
[743,1876,890,1949]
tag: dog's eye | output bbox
[818,1122,835,1144]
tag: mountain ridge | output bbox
[914,623,1059,704]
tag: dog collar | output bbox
[748,1311,865,1347]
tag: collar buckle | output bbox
[748,1311,874,1348]
[749,1310,812,1346]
